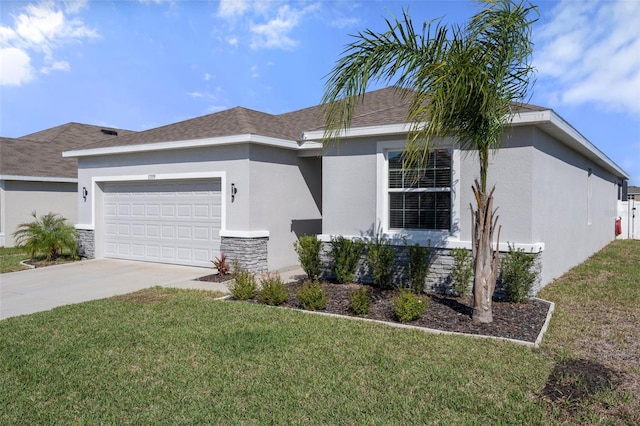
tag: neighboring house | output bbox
[628,185,640,200]
[64,88,629,292]
[0,123,134,247]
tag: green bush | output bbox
[259,273,289,306]
[366,235,395,289]
[331,236,364,284]
[451,248,473,297]
[296,280,327,311]
[229,262,257,300]
[393,289,428,323]
[348,287,370,316]
[13,211,78,260]
[408,243,430,293]
[294,235,322,280]
[501,244,539,303]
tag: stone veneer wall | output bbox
[77,229,95,258]
[221,236,268,273]
[319,242,541,296]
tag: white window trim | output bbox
[376,140,461,245]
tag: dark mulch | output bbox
[239,279,551,343]
[197,273,233,283]
[286,281,550,343]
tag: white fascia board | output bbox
[302,123,415,141]
[0,175,77,183]
[63,134,305,158]
[512,110,629,179]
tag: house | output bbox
[628,185,640,200]
[63,88,629,292]
[0,123,133,247]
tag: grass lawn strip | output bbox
[1,287,552,424]
[1,240,638,424]
[0,247,29,273]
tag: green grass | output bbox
[1,241,639,424]
[0,246,29,273]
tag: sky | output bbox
[1,0,639,184]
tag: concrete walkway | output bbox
[0,259,229,320]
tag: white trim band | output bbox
[219,230,270,238]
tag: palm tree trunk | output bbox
[471,180,500,324]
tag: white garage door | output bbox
[103,179,221,267]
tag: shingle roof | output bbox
[1,123,134,179]
[73,87,548,151]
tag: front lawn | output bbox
[0,247,29,273]
[1,240,639,424]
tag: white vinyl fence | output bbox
[618,199,640,240]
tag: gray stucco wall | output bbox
[530,127,618,285]
[320,124,621,291]
[322,139,378,236]
[249,145,322,270]
[0,180,77,247]
[76,143,322,271]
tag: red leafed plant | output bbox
[212,252,230,275]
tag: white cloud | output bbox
[0,47,35,85]
[204,73,213,81]
[217,0,249,18]
[187,91,204,98]
[0,1,98,86]
[41,59,70,74]
[535,0,640,117]
[216,1,319,50]
[330,16,360,29]
[249,3,318,50]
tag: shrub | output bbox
[331,236,364,284]
[393,289,427,323]
[212,252,230,275]
[366,234,395,289]
[13,211,78,260]
[296,280,327,311]
[501,244,539,303]
[451,248,473,297]
[349,287,370,316]
[293,235,322,280]
[259,273,289,306]
[408,243,430,294]
[229,262,257,300]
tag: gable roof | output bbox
[1,123,134,180]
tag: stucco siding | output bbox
[1,180,77,247]
[458,127,536,245]
[531,127,618,285]
[322,139,378,236]
[248,145,322,270]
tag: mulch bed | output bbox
[23,256,78,268]
[203,272,552,343]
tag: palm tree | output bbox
[322,0,537,323]
[13,211,78,261]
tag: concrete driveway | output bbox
[0,259,229,320]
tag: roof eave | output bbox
[302,111,629,180]
[63,133,323,158]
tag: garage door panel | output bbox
[103,179,221,267]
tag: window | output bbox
[387,149,452,230]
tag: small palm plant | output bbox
[13,212,78,261]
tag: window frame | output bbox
[376,139,461,243]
